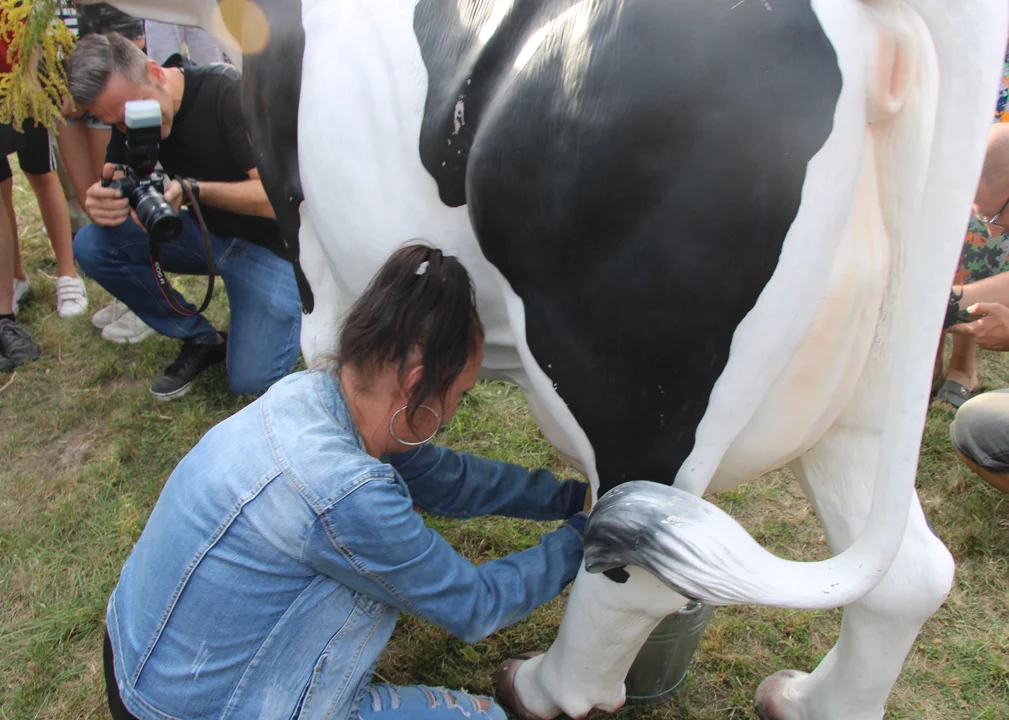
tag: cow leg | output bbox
[296,209,345,364]
[754,427,954,720]
[506,566,689,720]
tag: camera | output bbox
[103,99,182,243]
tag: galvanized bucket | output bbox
[624,600,714,705]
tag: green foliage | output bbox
[0,0,75,131]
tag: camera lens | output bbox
[134,186,182,243]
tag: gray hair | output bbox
[67,32,150,106]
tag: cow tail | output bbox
[582,0,1007,610]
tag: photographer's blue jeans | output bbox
[74,212,302,396]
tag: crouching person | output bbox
[66,33,301,399]
[102,245,589,720]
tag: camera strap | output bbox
[150,177,216,316]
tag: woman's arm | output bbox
[386,443,588,520]
[304,474,585,643]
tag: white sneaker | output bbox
[12,275,30,312]
[91,299,130,329]
[101,311,156,344]
[56,275,89,318]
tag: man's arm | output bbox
[169,168,276,219]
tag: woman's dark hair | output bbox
[337,244,484,426]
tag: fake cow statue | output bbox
[87,0,1008,717]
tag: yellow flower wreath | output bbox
[0,0,75,132]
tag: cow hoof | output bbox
[753,669,810,720]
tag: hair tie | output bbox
[415,261,430,276]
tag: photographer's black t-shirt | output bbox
[106,56,285,257]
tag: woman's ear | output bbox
[399,360,425,404]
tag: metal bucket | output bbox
[624,600,714,705]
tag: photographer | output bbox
[67,33,301,400]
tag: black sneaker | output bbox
[150,333,227,400]
[0,318,41,369]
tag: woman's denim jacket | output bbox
[106,370,587,720]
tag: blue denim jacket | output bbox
[106,370,587,720]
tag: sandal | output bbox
[934,379,974,409]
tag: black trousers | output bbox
[103,631,140,720]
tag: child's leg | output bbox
[0,170,15,316]
[18,121,76,278]
[0,175,21,283]
[56,120,100,211]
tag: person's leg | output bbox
[72,215,223,341]
[143,20,185,65]
[55,120,101,216]
[950,389,1009,494]
[87,125,111,180]
[19,119,88,316]
[51,135,90,235]
[944,333,978,391]
[74,213,231,398]
[0,171,39,370]
[356,684,507,720]
[216,240,301,396]
[0,168,15,317]
[22,170,75,278]
[0,174,21,280]
[182,26,224,65]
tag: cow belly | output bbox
[710,134,890,492]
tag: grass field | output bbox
[2,163,1008,720]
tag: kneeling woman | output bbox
[102,245,588,720]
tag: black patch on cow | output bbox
[237,0,314,312]
[415,1,841,495]
[414,1,584,207]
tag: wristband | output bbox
[186,177,200,205]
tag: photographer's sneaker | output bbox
[150,334,227,400]
[0,318,41,368]
[102,311,155,344]
[12,275,30,313]
[56,276,88,318]
[91,299,130,329]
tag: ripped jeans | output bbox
[356,684,507,720]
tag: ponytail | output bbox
[337,244,483,426]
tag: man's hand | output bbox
[85,164,130,227]
[948,302,1009,350]
[163,179,187,213]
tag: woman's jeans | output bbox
[105,631,505,720]
[74,212,302,396]
[356,684,506,720]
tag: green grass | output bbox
[2,162,1008,719]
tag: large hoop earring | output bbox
[389,404,440,446]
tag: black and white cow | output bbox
[85,1,1008,718]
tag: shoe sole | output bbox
[150,380,194,401]
[58,304,89,319]
[103,327,156,344]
